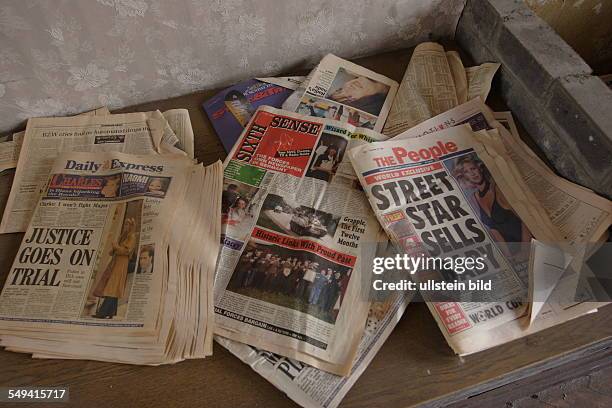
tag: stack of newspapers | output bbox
[0,108,222,364]
[205,43,611,408]
[0,40,609,407]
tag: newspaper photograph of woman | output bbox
[146,177,169,197]
[326,67,391,116]
[227,240,352,324]
[447,153,533,263]
[256,193,340,246]
[81,200,143,320]
[305,133,348,183]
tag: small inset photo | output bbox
[326,67,391,116]
[256,193,340,246]
[305,133,349,183]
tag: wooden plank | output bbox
[0,46,610,408]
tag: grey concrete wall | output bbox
[456,0,612,198]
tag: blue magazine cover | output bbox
[203,78,302,152]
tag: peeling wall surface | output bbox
[526,0,612,74]
[0,0,465,134]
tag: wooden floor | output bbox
[0,45,610,408]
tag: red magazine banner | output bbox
[232,110,321,177]
[434,302,472,335]
[363,162,442,185]
[251,227,357,267]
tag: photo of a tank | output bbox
[256,194,340,244]
[289,210,328,238]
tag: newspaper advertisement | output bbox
[0,113,169,234]
[382,42,459,137]
[0,151,191,337]
[214,106,387,375]
[348,124,566,354]
[282,54,398,132]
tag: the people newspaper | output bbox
[282,54,398,132]
[0,111,181,234]
[388,98,611,334]
[349,123,563,354]
[0,150,222,364]
[213,106,389,376]
[350,99,611,355]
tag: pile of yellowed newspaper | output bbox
[210,43,611,408]
[0,40,608,408]
[0,107,222,364]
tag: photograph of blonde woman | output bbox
[84,200,143,320]
[450,154,532,261]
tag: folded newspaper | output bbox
[382,42,500,137]
[0,150,221,364]
[282,54,398,132]
[0,108,194,234]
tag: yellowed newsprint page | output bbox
[0,113,167,234]
[282,54,398,133]
[214,106,390,375]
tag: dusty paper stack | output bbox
[0,106,223,364]
[208,43,609,408]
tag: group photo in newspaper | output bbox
[0,39,610,408]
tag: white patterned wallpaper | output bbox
[0,0,465,133]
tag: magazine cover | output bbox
[203,78,303,152]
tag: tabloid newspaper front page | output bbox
[0,112,175,234]
[348,124,570,354]
[214,106,391,375]
[385,99,611,351]
[282,54,398,133]
[0,150,221,364]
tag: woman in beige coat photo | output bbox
[92,217,138,319]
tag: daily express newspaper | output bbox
[348,125,564,354]
[214,106,387,376]
[282,54,398,132]
[0,112,172,234]
[0,151,199,363]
